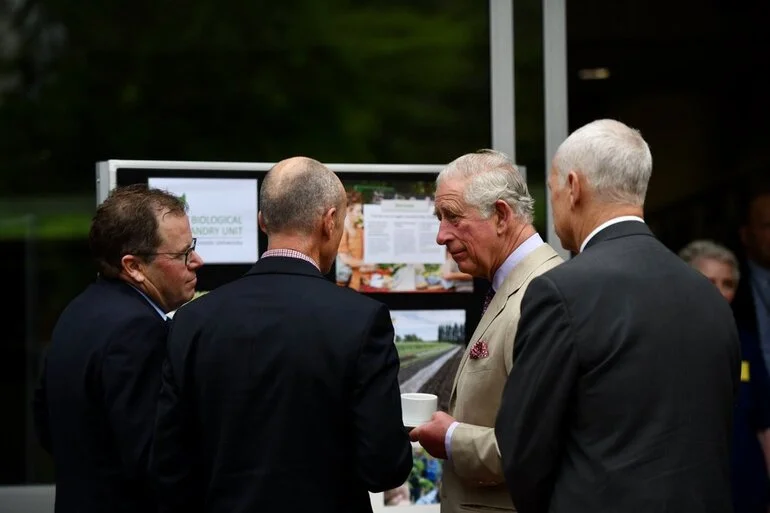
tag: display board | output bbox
[96,159,490,511]
[147,177,259,264]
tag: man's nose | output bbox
[436,221,450,246]
[189,250,204,268]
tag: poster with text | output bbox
[336,181,473,293]
[148,177,259,264]
[385,309,466,507]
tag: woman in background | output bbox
[680,239,770,513]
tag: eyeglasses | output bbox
[137,238,197,266]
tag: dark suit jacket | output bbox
[733,260,761,350]
[495,221,740,513]
[732,328,770,513]
[33,278,169,513]
[151,256,412,513]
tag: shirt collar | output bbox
[130,285,168,320]
[579,216,645,253]
[261,248,320,271]
[492,233,544,292]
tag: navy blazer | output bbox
[732,328,770,513]
[151,256,412,513]
[33,278,169,513]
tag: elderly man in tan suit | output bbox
[410,149,563,512]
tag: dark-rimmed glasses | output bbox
[137,238,197,266]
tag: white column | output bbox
[489,0,519,178]
[543,0,570,259]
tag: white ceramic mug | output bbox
[401,392,438,427]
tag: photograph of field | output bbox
[388,309,467,507]
[392,309,465,405]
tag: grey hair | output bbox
[437,149,534,223]
[679,239,740,283]
[553,119,653,207]
[259,158,344,234]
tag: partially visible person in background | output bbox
[735,186,770,381]
[33,184,203,513]
[680,239,770,513]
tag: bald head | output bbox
[259,157,345,236]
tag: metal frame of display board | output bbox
[96,159,446,205]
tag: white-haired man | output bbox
[410,149,563,513]
[495,119,740,513]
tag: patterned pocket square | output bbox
[469,340,489,359]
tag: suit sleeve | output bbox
[32,356,52,455]
[350,304,413,492]
[450,423,504,483]
[101,316,167,482]
[151,314,203,513]
[495,275,579,513]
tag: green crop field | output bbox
[396,341,456,367]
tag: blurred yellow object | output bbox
[741,361,750,382]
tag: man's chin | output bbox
[456,262,475,276]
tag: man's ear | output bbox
[494,199,513,234]
[121,254,146,283]
[258,211,268,234]
[322,207,338,239]
[567,170,581,208]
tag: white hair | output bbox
[437,149,534,223]
[553,119,652,206]
[679,239,740,283]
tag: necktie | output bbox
[482,286,496,315]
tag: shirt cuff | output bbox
[445,421,460,460]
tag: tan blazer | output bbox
[440,243,563,513]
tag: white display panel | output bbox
[148,177,259,264]
[362,200,443,265]
[336,180,473,294]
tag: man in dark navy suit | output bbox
[495,119,740,513]
[151,157,412,513]
[734,186,770,383]
[33,184,203,513]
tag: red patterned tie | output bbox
[482,286,496,315]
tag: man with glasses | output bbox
[33,183,203,513]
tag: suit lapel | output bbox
[449,244,561,406]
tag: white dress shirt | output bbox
[579,215,645,253]
[130,285,168,321]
